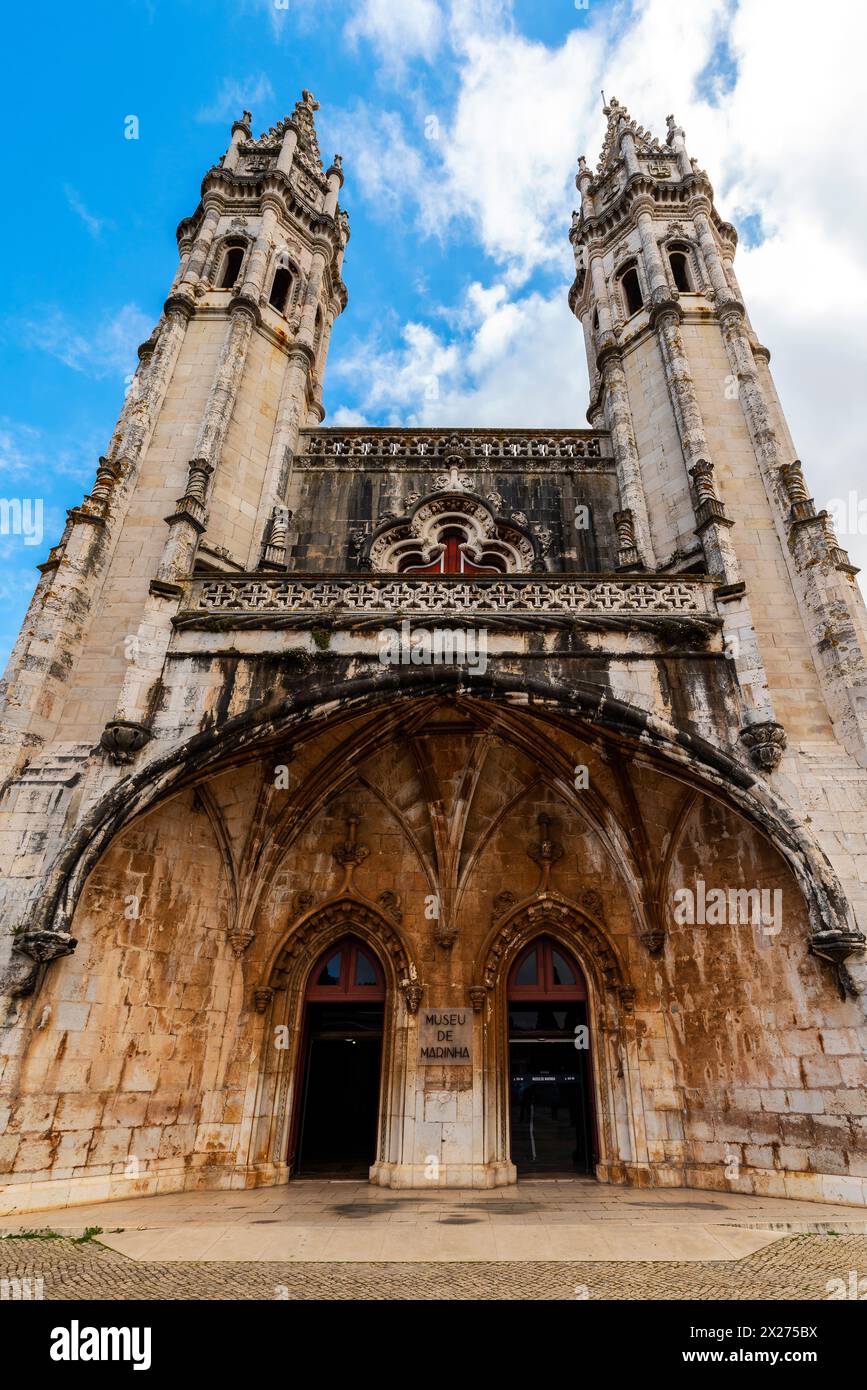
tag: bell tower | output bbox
[568,97,867,769]
[0,90,349,773]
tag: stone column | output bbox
[179,201,222,291]
[599,350,657,570]
[109,295,260,738]
[652,305,780,744]
[250,347,313,568]
[297,244,329,347]
[276,123,298,177]
[589,254,614,339]
[239,201,279,304]
[222,112,251,173]
[619,126,640,180]
[665,114,691,179]
[576,155,596,219]
[324,156,344,218]
[691,202,734,305]
[635,205,669,304]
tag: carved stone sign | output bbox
[418,1009,472,1064]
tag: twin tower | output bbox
[1,93,866,1209]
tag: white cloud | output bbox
[196,74,275,125]
[331,279,584,427]
[330,406,371,426]
[345,0,444,67]
[328,105,427,220]
[22,303,153,381]
[330,0,867,575]
[64,185,107,238]
[0,418,104,487]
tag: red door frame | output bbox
[404,533,501,576]
[287,936,385,1175]
[507,936,599,1169]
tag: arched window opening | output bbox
[592,307,599,333]
[219,244,245,289]
[669,249,691,293]
[305,937,385,1000]
[402,526,503,576]
[620,266,643,316]
[268,266,293,313]
[507,935,596,1176]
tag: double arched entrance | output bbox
[285,928,599,1182]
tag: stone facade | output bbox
[1,94,866,1215]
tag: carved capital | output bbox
[5,929,78,998]
[739,719,787,772]
[228,925,255,957]
[401,981,423,1014]
[809,928,866,999]
[254,986,275,1014]
[99,719,152,765]
[468,985,488,1013]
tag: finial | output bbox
[300,88,320,111]
[242,110,252,127]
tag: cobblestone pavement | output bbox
[0,1232,864,1300]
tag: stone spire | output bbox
[568,98,867,769]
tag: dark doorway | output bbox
[293,937,385,1178]
[508,937,596,1176]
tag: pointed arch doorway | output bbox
[508,936,597,1176]
[292,936,385,1177]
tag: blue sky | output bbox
[2,0,865,666]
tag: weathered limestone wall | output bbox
[2,711,864,1212]
[285,460,620,573]
[1,793,237,1209]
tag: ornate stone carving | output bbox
[6,929,78,998]
[809,928,866,1000]
[638,925,665,955]
[613,509,640,568]
[401,981,423,1014]
[377,890,402,922]
[689,459,731,531]
[491,890,518,925]
[432,465,475,493]
[79,456,123,519]
[191,575,714,620]
[332,813,369,868]
[367,490,536,575]
[228,925,255,957]
[579,888,606,922]
[168,458,214,532]
[528,813,563,893]
[779,459,814,519]
[99,719,152,765]
[468,985,488,1013]
[260,503,292,568]
[739,720,787,771]
[299,428,605,463]
[254,986,275,1014]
